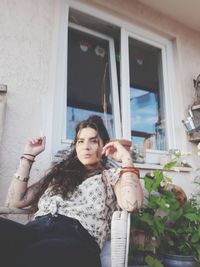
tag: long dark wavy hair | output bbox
[30,115,110,213]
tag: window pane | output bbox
[129,38,166,150]
[67,107,113,140]
[66,27,115,139]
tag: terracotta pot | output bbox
[131,229,146,247]
[130,229,158,250]
[111,139,132,151]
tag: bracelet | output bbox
[20,156,35,163]
[23,153,36,158]
[13,173,29,183]
[121,167,140,175]
[120,167,140,178]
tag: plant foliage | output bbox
[129,161,200,266]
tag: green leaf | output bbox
[162,174,172,183]
[145,255,164,267]
[140,213,154,226]
[168,207,183,221]
[163,161,177,171]
[145,177,154,193]
[191,232,200,243]
[184,213,199,221]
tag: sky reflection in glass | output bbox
[131,87,158,145]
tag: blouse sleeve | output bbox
[103,167,121,187]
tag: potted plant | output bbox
[161,183,200,267]
[128,161,177,267]
[160,200,200,266]
[128,159,200,267]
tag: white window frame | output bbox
[120,28,176,150]
[52,0,177,154]
[65,22,121,142]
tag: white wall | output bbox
[0,0,59,204]
[0,0,200,205]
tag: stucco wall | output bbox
[0,0,58,204]
[0,0,200,205]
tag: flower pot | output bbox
[111,139,132,151]
[162,254,200,267]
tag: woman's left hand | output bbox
[23,136,46,156]
[102,141,131,162]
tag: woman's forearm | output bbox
[5,156,34,208]
[118,171,143,211]
[6,136,46,208]
[115,154,144,212]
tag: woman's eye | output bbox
[77,140,83,144]
[91,139,98,143]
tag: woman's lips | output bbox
[82,154,91,158]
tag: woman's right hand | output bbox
[23,136,46,156]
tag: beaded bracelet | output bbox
[120,167,140,178]
[13,173,29,183]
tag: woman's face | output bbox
[75,127,104,169]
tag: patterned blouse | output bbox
[34,165,121,249]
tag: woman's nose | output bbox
[83,141,90,150]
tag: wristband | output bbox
[120,167,140,178]
[14,173,29,183]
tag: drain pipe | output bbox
[0,84,7,144]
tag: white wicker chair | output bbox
[111,210,131,267]
[0,207,131,267]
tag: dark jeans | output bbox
[0,213,101,267]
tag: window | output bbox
[67,25,117,139]
[120,28,174,151]
[66,10,121,141]
[128,38,166,150]
[54,3,175,153]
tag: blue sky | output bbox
[130,87,158,134]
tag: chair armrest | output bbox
[0,207,30,215]
[111,210,131,267]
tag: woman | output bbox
[1,115,143,267]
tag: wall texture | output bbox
[0,0,57,204]
[0,0,200,205]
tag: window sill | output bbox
[134,163,192,172]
